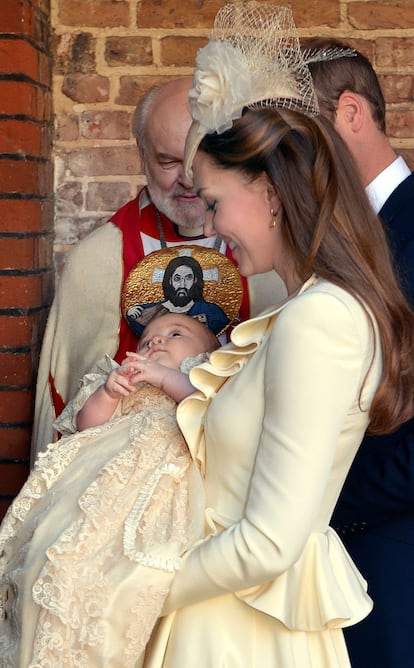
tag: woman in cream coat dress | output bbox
[143,5,414,667]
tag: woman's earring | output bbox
[270,208,277,229]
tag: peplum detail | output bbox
[234,528,372,631]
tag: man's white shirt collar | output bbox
[365,156,411,214]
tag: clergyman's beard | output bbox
[146,180,205,231]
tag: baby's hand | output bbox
[123,351,169,390]
[104,359,143,398]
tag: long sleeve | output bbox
[53,355,120,436]
[165,287,379,615]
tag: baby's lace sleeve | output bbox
[53,355,120,436]
[179,352,211,375]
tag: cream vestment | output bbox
[144,275,382,668]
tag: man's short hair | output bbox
[303,37,386,133]
[131,84,161,150]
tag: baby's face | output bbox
[138,313,215,369]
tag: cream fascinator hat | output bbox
[184,2,355,179]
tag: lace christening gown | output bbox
[0,356,204,668]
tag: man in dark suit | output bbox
[306,38,414,668]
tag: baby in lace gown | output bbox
[0,313,219,667]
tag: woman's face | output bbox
[192,152,283,278]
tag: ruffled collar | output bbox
[178,274,319,473]
[219,272,318,352]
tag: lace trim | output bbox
[124,461,189,571]
[0,386,204,666]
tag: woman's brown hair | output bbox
[199,107,414,434]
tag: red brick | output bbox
[32,0,49,14]
[38,232,53,269]
[105,36,152,67]
[40,160,53,196]
[0,462,30,496]
[55,112,79,141]
[0,235,51,271]
[137,0,225,29]
[0,389,33,422]
[0,499,12,522]
[43,89,52,122]
[380,74,414,104]
[376,37,414,69]
[398,148,414,171]
[0,352,34,386]
[161,36,207,67]
[0,159,49,196]
[86,181,131,211]
[0,315,34,348]
[291,0,341,27]
[348,1,414,30]
[0,81,43,118]
[327,38,374,63]
[1,0,35,36]
[387,111,414,139]
[0,199,40,233]
[0,275,42,309]
[0,119,42,156]
[137,0,340,29]
[59,0,129,28]
[115,75,172,106]
[38,49,52,88]
[54,213,109,245]
[80,111,131,140]
[56,181,84,214]
[0,39,40,80]
[0,236,35,271]
[54,33,96,75]
[1,0,50,47]
[0,428,31,458]
[67,145,140,177]
[39,269,55,306]
[62,73,110,103]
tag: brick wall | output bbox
[0,0,53,517]
[53,0,414,275]
[1,0,414,517]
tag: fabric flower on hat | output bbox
[189,40,252,135]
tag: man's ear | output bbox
[336,91,365,134]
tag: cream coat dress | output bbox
[143,275,382,668]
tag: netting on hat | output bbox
[185,2,356,178]
[212,2,319,118]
